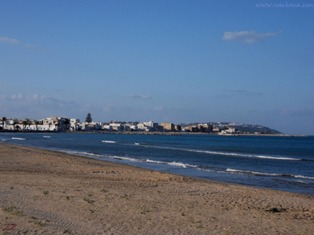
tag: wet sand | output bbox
[0,143,313,234]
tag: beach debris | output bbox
[267,207,287,213]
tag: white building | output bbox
[80,122,102,131]
[220,126,237,135]
[70,118,81,131]
[137,123,150,131]
[39,117,70,131]
[110,123,123,132]
[102,123,112,131]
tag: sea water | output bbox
[1,132,313,195]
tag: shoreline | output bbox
[1,129,309,137]
[1,142,311,196]
[1,142,313,234]
[2,138,312,196]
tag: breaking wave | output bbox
[11,137,26,141]
[102,140,117,144]
[60,149,198,169]
[226,168,314,180]
[109,156,198,169]
[190,149,301,161]
[135,144,302,161]
[60,150,313,181]
[146,159,197,168]
[61,150,103,158]
[110,156,141,162]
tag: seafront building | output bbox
[160,122,175,131]
[0,116,278,135]
[1,116,209,133]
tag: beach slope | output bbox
[0,143,313,234]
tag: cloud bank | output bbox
[0,35,35,48]
[124,94,152,100]
[0,93,80,119]
[0,36,20,45]
[217,89,263,98]
[222,31,278,43]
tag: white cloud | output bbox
[217,89,263,98]
[2,93,44,101]
[0,93,81,119]
[101,104,117,113]
[0,35,36,48]
[10,94,24,100]
[279,107,314,117]
[222,31,278,43]
[125,94,152,100]
[153,105,165,112]
[226,89,263,96]
[32,94,39,99]
[0,36,20,45]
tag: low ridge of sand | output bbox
[0,143,313,234]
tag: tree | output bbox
[2,117,6,126]
[22,119,28,130]
[85,113,92,123]
[0,117,5,130]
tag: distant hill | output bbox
[230,123,281,134]
[181,122,282,134]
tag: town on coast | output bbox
[0,113,281,135]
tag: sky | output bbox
[0,0,314,135]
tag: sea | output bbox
[1,132,314,196]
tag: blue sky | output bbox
[1,0,314,134]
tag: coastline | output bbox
[1,143,313,234]
[1,129,308,137]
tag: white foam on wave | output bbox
[110,156,141,162]
[133,144,301,161]
[226,168,280,176]
[61,150,103,158]
[146,159,197,169]
[59,149,142,163]
[146,159,164,164]
[102,140,117,144]
[168,161,197,168]
[62,150,198,170]
[110,156,196,169]
[43,136,51,139]
[191,149,300,161]
[12,137,26,141]
[226,168,314,180]
[294,175,314,180]
[196,167,215,173]
[249,155,299,161]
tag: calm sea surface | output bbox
[1,133,314,195]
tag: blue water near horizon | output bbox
[1,132,314,195]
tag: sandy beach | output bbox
[0,143,313,234]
